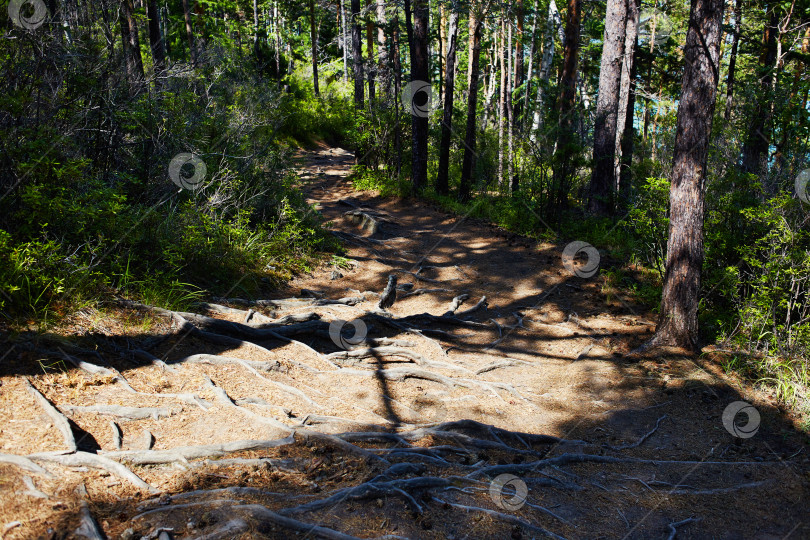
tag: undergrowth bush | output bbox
[0,33,338,323]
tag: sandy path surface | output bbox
[0,145,807,539]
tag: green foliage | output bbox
[0,33,339,323]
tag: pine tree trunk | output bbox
[740,7,778,174]
[310,0,320,95]
[410,0,429,191]
[376,0,390,96]
[529,0,563,141]
[460,6,483,202]
[508,21,516,192]
[366,0,375,106]
[498,19,506,188]
[514,0,524,123]
[618,32,639,207]
[181,0,197,66]
[341,0,349,81]
[146,0,166,74]
[723,0,742,120]
[439,3,447,101]
[351,0,364,109]
[120,0,144,82]
[551,0,581,215]
[650,0,725,351]
[523,0,539,130]
[393,9,403,176]
[588,0,627,215]
[614,0,639,189]
[437,7,460,195]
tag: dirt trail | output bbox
[0,145,808,539]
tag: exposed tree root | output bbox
[201,375,293,432]
[24,379,77,452]
[181,354,322,408]
[99,435,296,465]
[666,517,699,540]
[431,497,567,540]
[31,451,157,493]
[399,287,452,298]
[229,504,366,540]
[325,346,472,373]
[0,453,53,477]
[61,404,173,421]
[605,415,667,451]
[21,475,49,499]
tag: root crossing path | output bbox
[1,145,808,539]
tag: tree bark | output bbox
[351,0,364,108]
[618,31,639,207]
[529,0,563,141]
[341,0,349,81]
[740,7,778,174]
[410,0,430,191]
[588,0,628,215]
[723,0,742,120]
[146,0,166,74]
[614,0,640,191]
[650,0,725,351]
[310,0,320,95]
[498,19,506,188]
[551,0,581,214]
[181,0,197,66]
[515,0,525,122]
[523,0,539,130]
[376,0,390,96]
[120,0,144,81]
[437,5,460,195]
[366,0,375,105]
[460,5,483,202]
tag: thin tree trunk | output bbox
[460,5,483,202]
[723,0,742,120]
[439,3,447,101]
[341,0,349,81]
[650,0,725,351]
[508,20,516,191]
[366,0,375,105]
[181,0,197,66]
[529,0,563,141]
[498,19,506,188]
[410,0,430,191]
[120,0,145,81]
[618,32,639,207]
[351,0,364,108]
[437,5,459,195]
[614,0,640,189]
[523,0,539,129]
[551,0,581,215]
[393,9,403,177]
[310,0,320,95]
[740,7,778,174]
[514,0,524,123]
[588,0,628,215]
[377,0,390,96]
[253,0,260,53]
[146,0,166,75]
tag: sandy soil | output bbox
[0,144,807,540]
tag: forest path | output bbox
[0,145,807,539]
